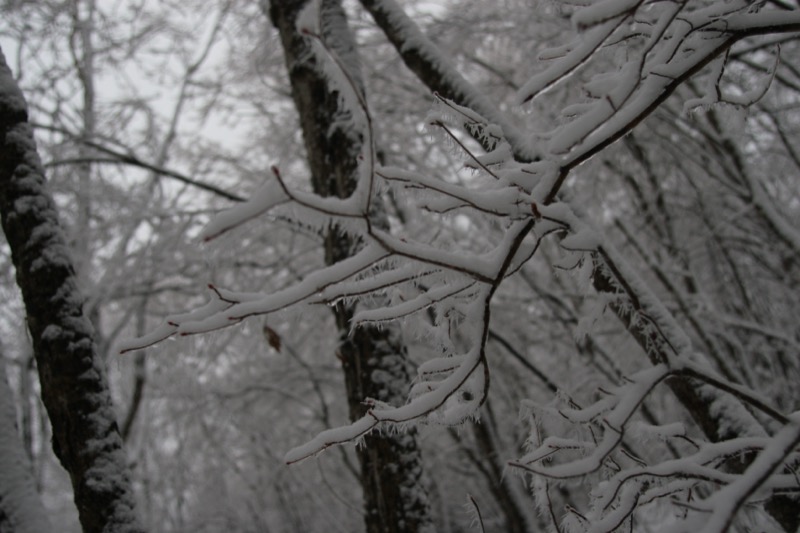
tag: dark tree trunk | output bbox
[0,48,143,533]
[267,1,433,532]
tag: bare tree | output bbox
[266,1,433,531]
[0,48,143,533]
[124,0,800,531]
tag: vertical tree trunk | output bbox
[0,48,143,533]
[267,2,433,531]
[68,0,97,281]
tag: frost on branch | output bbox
[517,0,800,165]
[123,0,800,530]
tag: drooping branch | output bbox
[33,123,246,203]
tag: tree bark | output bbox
[0,48,143,533]
[267,1,433,532]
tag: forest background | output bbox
[0,1,799,532]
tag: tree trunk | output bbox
[267,2,433,531]
[0,48,143,533]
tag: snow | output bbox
[352,278,475,325]
[627,421,687,443]
[284,283,491,461]
[367,228,496,281]
[700,381,766,440]
[572,0,642,30]
[417,356,463,377]
[560,227,599,251]
[692,414,800,533]
[320,262,431,303]
[120,244,391,350]
[368,0,540,161]
[285,414,378,464]
[585,481,640,533]
[378,165,526,217]
[516,17,625,105]
[683,55,729,113]
[725,10,800,33]
[296,0,322,36]
[0,47,143,529]
[0,361,53,533]
[116,1,800,529]
[200,178,290,241]
[595,236,692,359]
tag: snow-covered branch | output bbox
[123,0,800,530]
